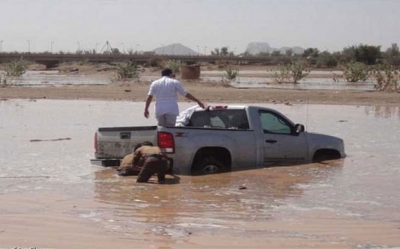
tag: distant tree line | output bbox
[240,43,400,68]
[1,43,400,68]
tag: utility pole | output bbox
[50,41,54,53]
[136,44,140,54]
[0,40,3,52]
[26,40,30,53]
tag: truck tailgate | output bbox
[96,126,157,159]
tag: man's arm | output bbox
[144,95,153,118]
[185,93,205,109]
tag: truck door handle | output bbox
[265,140,277,144]
[120,132,131,139]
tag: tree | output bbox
[342,44,381,65]
[271,51,281,57]
[316,51,338,68]
[220,47,229,56]
[302,48,319,65]
[384,43,400,66]
[211,48,220,56]
[302,48,319,58]
[285,49,293,57]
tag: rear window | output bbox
[188,109,250,129]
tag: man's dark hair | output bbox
[161,68,173,77]
[133,143,142,152]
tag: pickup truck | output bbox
[91,105,345,175]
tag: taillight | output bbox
[158,132,175,153]
[94,132,98,154]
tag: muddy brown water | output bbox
[1,100,400,248]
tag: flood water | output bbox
[2,70,376,90]
[0,70,111,85]
[1,100,400,248]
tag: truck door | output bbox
[258,110,308,165]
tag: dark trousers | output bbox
[137,157,168,183]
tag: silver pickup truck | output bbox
[91,105,345,175]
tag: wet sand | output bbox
[1,100,400,248]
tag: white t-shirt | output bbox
[148,76,188,116]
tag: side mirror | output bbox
[294,124,305,134]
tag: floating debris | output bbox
[30,137,71,142]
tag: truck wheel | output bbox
[193,156,226,175]
[313,150,341,162]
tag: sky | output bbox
[0,0,399,54]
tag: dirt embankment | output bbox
[1,82,400,107]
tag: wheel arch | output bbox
[191,147,232,173]
[312,149,341,162]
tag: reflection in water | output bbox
[200,76,375,90]
[364,105,400,119]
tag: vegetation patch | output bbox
[343,62,369,82]
[273,61,309,84]
[5,59,28,77]
[371,63,399,92]
[116,61,140,80]
[224,67,239,80]
[165,60,183,73]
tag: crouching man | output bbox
[116,142,147,176]
[133,143,169,183]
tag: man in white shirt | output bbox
[144,68,206,127]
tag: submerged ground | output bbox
[1,99,400,249]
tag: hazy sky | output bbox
[0,0,399,53]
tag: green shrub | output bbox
[371,63,399,92]
[343,62,369,82]
[273,61,309,84]
[0,73,7,86]
[5,59,28,77]
[224,67,239,80]
[116,61,139,80]
[165,60,183,73]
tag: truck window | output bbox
[188,109,250,129]
[189,111,210,127]
[259,111,292,134]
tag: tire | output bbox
[192,156,226,175]
[313,150,340,162]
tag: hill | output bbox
[153,43,197,56]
